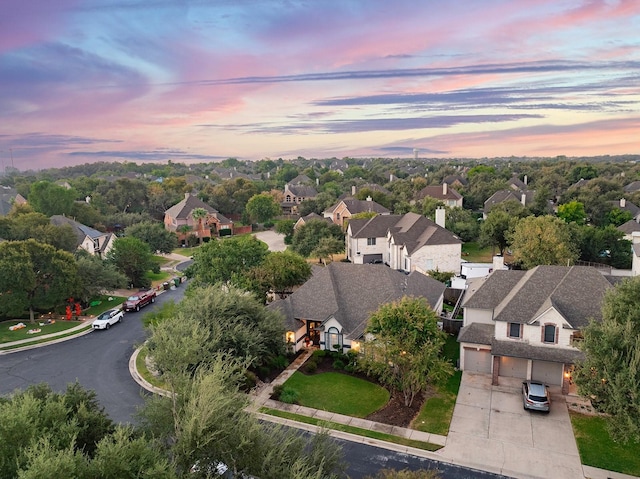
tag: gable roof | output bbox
[443,174,468,187]
[326,197,390,216]
[164,193,232,225]
[387,212,462,254]
[617,218,640,235]
[288,174,312,185]
[416,185,462,201]
[0,187,19,216]
[50,215,112,251]
[623,180,640,193]
[484,189,535,212]
[463,266,611,329]
[609,199,640,218]
[285,184,318,198]
[269,262,445,339]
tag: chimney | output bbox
[352,185,357,196]
[316,178,319,186]
[366,195,372,202]
[492,255,505,272]
[620,198,626,208]
[85,196,91,203]
[524,174,528,186]
[521,193,527,206]
[442,183,448,195]
[435,207,446,228]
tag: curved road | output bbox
[0,270,507,478]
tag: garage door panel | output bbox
[464,348,492,374]
[531,360,563,386]
[499,356,528,379]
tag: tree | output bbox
[247,251,312,299]
[359,297,453,407]
[275,219,295,244]
[445,207,479,242]
[190,207,208,244]
[479,210,513,255]
[246,193,281,224]
[107,237,155,288]
[574,277,640,442]
[509,215,579,269]
[28,181,77,216]
[557,200,587,225]
[290,219,344,258]
[0,240,77,323]
[186,235,269,287]
[125,221,178,254]
[310,236,345,265]
[74,251,128,304]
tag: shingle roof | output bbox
[0,187,19,216]
[491,339,584,364]
[334,198,390,215]
[484,190,535,212]
[464,266,610,329]
[388,212,462,254]
[618,218,640,234]
[609,199,640,218]
[458,323,494,345]
[624,181,640,193]
[288,174,312,185]
[286,185,318,198]
[443,174,468,187]
[268,262,445,339]
[416,185,462,201]
[164,194,232,225]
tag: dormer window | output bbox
[508,322,522,339]
[542,324,557,344]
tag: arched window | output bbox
[325,326,342,352]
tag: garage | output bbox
[362,253,383,264]
[531,360,563,386]
[463,348,492,374]
[499,356,528,379]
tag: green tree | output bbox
[107,237,155,288]
[607,207,633,227]
[446,207,479,242]
[246,193,281,224]
[190,207,208,244]
[0,240,77,323]
[310,236,345,265]
[479,210,513,255]
[557,200,587,225]
[275,219,295,244]
[247,251,312,299]
[186,235,269,287]
[509,215,578,269]
[28,181,77,216]
[74,251,128,304]
[290,219,344,258]
[125,221,178,254]
[359,297,453,407]
[574,277,640,442]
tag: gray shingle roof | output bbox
[50,215,109,248]
[268,262,445,339]
[325,198,390,216]
[286,185,317,198]
[458,323,494,345]
[491,339,584,364]
[484,190,535,212]
[464,266,611,329]
[416,185,462,201]
[164,194,232,225]
[618,218,640,235]
[388,212,462,254]
[624,181,640,193]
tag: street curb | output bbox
[129,345,172,398]
[0,323,95,355]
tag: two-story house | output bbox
[323,197,390,228]
[347,211,462,273]
[164,193,233,243]
[281,183,318,215]
[416,183,463,208]
[457,265,611,393]
[50,215,116,258]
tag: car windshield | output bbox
[529,383,547,401]
[127,296,139,301]
[97,311,111,320]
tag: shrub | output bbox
[263,221,274,228]
[257,366,270,381]
[271,384,284,400]
[312,349,327,358]
[344,363,355,373]
[332,359,345,370]
[304,360,318,374]
[279,387,300,404]
[268,355,289,370]
[242,370,258,391]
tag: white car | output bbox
[93,308,123,330]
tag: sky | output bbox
[1,0,639,170]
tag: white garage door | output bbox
[499,356,528,379]
[531,360,563,386]
[464,348,492,374]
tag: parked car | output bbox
[93,308,123,330]
[522,380,550,412]
[123,290,156,312]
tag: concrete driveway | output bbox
[253,230,286,252]
[439,372,583,479]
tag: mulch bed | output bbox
[299,354,426,428]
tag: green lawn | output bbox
[283,371,389,417]
[570,412,640,476]
[172,246,198,256]
[461,242,495,262]
[84,296,126,317]
[0,319,85,344]
[145,270,171,286]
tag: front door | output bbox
[307,321,321,346]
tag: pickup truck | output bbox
[123,290,156,312]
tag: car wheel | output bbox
[118,316,122,323]
[136,305,140,312]
[106,323,110,330]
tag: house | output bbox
[50,215,116,258]
[346,211,462,273]
[323,197,390,228]
[281,183,318,215]
[0,187,26,216]
[164,193,233,243]
[416,183,463,208]
[507,175,528,191]
[457,265,611,393]
[269,262,446,353]
[443,174,468,189]
[288,174,312,186]
[483,189,535,218]
[609,198,640,219]
[293,212,333,231]
[623,180,640,194]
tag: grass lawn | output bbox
[135,346,170,391]
[570,412,640,476]
[283,371,389,417]
[152,255,171,266]
[260,407,442,452]
[84,296,126,317]
[461,242,495,262]
[145,270,172,287]
[0,319,85,344]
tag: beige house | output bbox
[50,215,116,259]
[164,193,233,243]
[323,197,390,228]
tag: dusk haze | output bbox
[1,0,639,170]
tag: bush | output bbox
[242,370,258,391]
[312,349,327,358]
[263,221,274,228]
[304,360,318,374]
[344,363,355,373]
[279,387,300,404]
[332,359,345,370]
[257,366,270,381]
[268,355,289,371]
[271,384,284,400]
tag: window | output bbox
[508,322,521,339]
[325,327,342,352]
[367,237,376,246]
[543,324,556,343]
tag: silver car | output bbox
[92,308,123,330]
[522,381,550,412]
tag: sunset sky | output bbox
[1,0,639,170]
